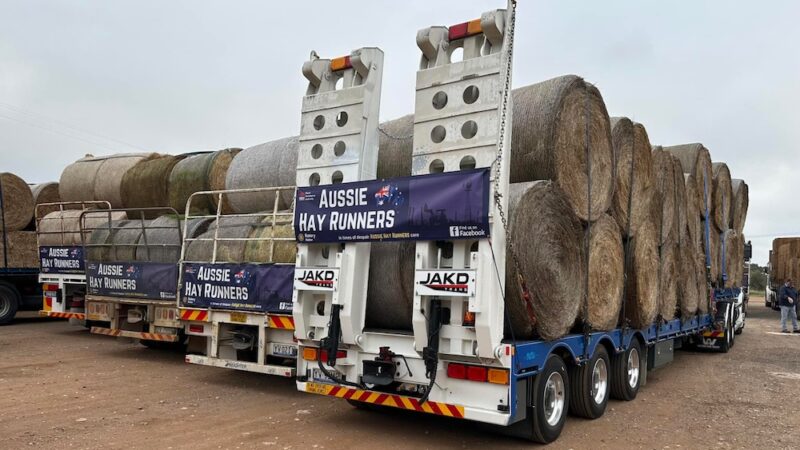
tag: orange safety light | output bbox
[302,347,319,361]
[330,56,352,72]
[463,310,476,326]
[448,18,482,41]
[487,368,510,385]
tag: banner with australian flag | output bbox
[294,168,490,243]
[87,261,178,300]
[181,263,293,314]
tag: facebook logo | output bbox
[449,226,460,237]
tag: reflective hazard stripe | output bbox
[179,309,209,322]
[305,382,465,418]
[268,315,295,330]
[90,327,179,342]
[43,311,86,320]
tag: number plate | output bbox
[273,343,298,357]
[229,312,247,323]
[311,368,342,383]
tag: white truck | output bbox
[178,187,298,376]
[36,201,111,325]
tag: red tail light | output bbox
[448,19,482,41]
[188,324,204,334]
[466,366,488,382]
[320,350,347,363]
[447,363,466,379]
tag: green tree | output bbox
[749,263,767,291]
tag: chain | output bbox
[378,126,413,141]
[491,1,534,325]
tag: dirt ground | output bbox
[2,298,800,449]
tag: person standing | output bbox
[778,278,800,333]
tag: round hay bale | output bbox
[86,219,131,261]
[168,149,242,215]
[721,229,739,288]
[711,162,732,232]
[225,138,299,214]
[185,216,264,263]
[38,210,127,246]
[678,244,700,317]
[609,118,654,236]
[651,147,676,245]
[243,216,296,264]
[365,241,417,330]
[663,143,712,215]
[684,174,701,253]
[121,155,186,215]
[623,216,659,328]
[0,231,38,268]
[134,216,212,263]
[696,250,709,314]
[377,115,415,179]
[108,220,147,262]
[505,181,585,340]
[510,75,614,221]
[584,214,624,330]
[30,182,61,218]
[731,179,748,233]
[59,154,103,202]
[706,225,721,283]
[0,173,34,232]
[658,242,679,320]
[773,238,800,283]
[91,153,158,208]
[672,156,688,245]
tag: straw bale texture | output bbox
[168,149,241,215]
[185,216,264,263]
[30,182,61,218]
[134,216,212,263]
[651,147,676,245]
[731,179,748,234]
[121,155,186,214]
[225,138,299,214]
[712,162,732,232]
[658,242,679,320]
[623,216,659,328]
[510,75,614,221]
[0,173,34,232]
[609,118,654,236]
[243,216,296,264]
[37,210,127,246]
[0,231,38,268]
[365,241,417,330]
[584,213,624,330]
[663,143,712,215]
[505,181,585,340]
[678,243,700,317]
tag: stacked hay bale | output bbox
[168,149,241,215]
[60,153,159,208]
[38,210,128,247]
[30,182,61,218]
[120,154,187,217]
[0,173,37,268]
[771,238,800,285]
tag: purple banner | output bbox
[294,168,490,243]
[40,246,85,274]
[181,263,293,314]
[87,261,177,300]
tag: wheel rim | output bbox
[627,348,640,389]
[0,297,9,318]
[591,357,608,405]
[543,371,565,426]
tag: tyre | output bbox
[530,354,569,443]
[610,339,642,401]
[568,345,610,419]
[0,283,20,325]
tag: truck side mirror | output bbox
[744,241,752,260]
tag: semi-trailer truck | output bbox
[292,3,743,444]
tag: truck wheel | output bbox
[0,283,20,325]
[530,354,569,444]
[718,316,732,354]
[610,339,642,401]
[568,345,610,419]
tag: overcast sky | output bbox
[1,1,797,264]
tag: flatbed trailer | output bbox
[178,187,298,376]
[291,3,744,444]
[81,208,185,345]
[0,180,41,323]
